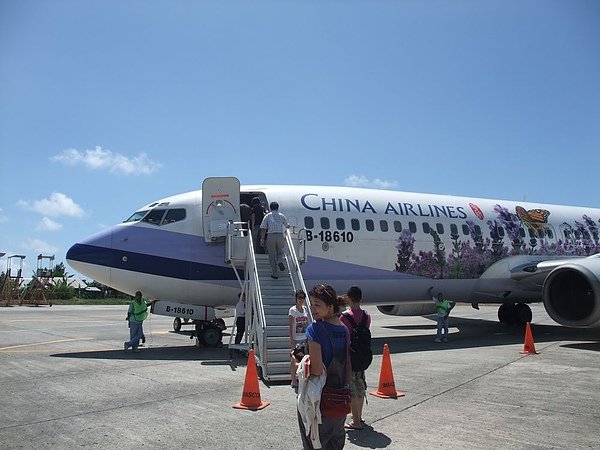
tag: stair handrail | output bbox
[225,222,267,367]
[284,228,313,323]
[245,234,268,371]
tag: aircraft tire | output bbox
[173,317,182,332]
[199,325,222,348]
[498,303,515,324]
[513,303,532,326]
[213,318,226,331]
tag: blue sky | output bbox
[1,1,599,278]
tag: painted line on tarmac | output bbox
[0,338,93,351]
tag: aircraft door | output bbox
[202,177,241,242]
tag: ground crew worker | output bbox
[428,286,455,343]
[235,292,246,345]
[124,291,155,352]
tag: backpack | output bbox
[343,312,373,372]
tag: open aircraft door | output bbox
[202,177,241,242]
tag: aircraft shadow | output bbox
[560,342,600,352]
[375,316,600,355]
[49,317,600,365]
[51,345,246,367]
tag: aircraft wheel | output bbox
[173,317,182,332]
[498,303,515,324]
[513,303,532,326]
[213,318,226,331]
[199,325,222,348]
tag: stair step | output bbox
[266,361,291,372]
[263,307,292,317]
[266,325,289,337]
[264,316,289,326]
[264,373,292,382]
[266,336,290,347]
[268,348,293,360]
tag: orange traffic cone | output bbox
[233,348,270,410]
[520,322,539,355]
[370,343,405,399]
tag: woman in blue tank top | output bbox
[298,284,349,450]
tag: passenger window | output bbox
[462,224,470,235]
[519,228,526,238]
[409,222,417,233]
[366,219,374,232]
[436,223,444,234]
[498,226,505,237]
[529,228,536,238]
[162,208,186,225]
[304,217,314,229]
[142,209,166,226]
[336,218,345,230]
[380,220,388,232]
[422,223,430,233]
[546,228,554,239]
[474,225,482,236]
[394,221,402,232]
[450,224,458,235]
[583,230,591,240]
[320,217,330,230]
[351,219,360,231]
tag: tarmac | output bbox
[1,303,599,449]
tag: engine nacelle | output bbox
[543,256,600,328]
[377,302,436,316]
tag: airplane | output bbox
[67,176,600,350]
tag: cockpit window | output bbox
[124,208,186,226]
[162,208,186,225]
[142,209,167,225]
[124,210,149,223]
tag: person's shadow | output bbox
[346,423,392,449]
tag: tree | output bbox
[51,278,75,300]
[53,262,67,278]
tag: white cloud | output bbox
[344,175,398,190]
[51,146,162,175]
[22,238,59,255]
[18,192,85,218]
[36,217,63,231]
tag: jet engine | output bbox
[377,302,436,316]
[542,256,600,328]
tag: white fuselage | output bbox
[67,181,600,327]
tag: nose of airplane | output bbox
[66,228,114,285]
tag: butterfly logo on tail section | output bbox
[515,206,550,233]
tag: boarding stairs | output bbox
[226,223,311,381]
